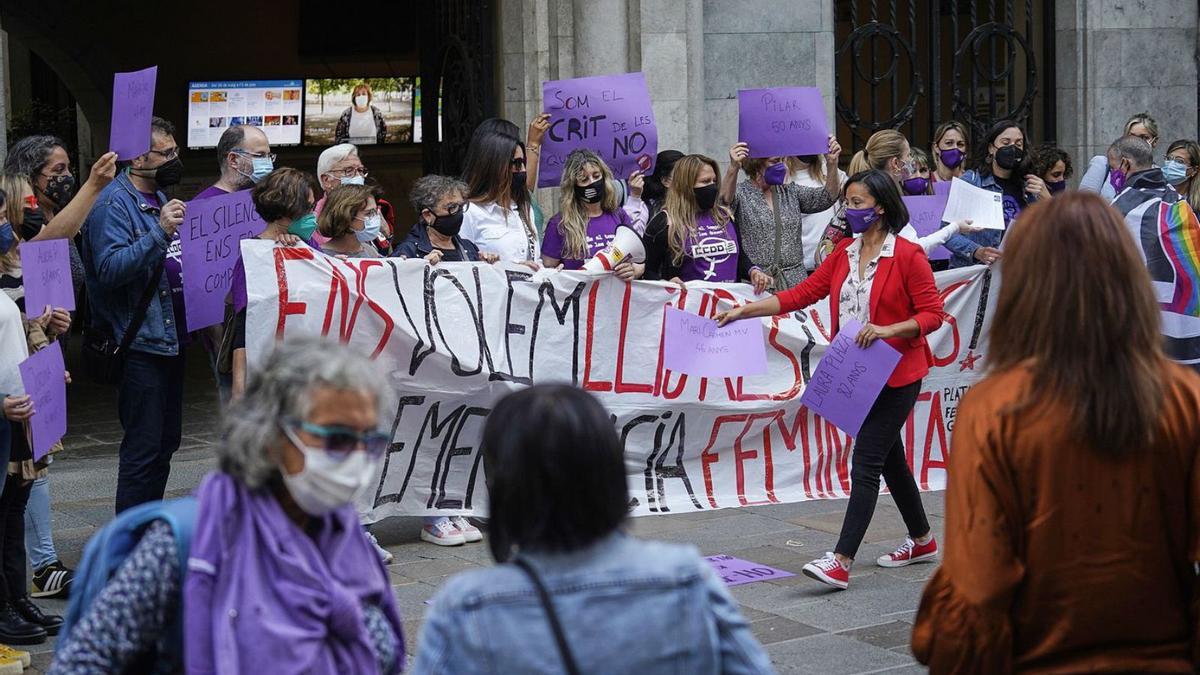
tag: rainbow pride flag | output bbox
[1159,200,1200,316]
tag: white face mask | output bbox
[340,175,366,186]
[354,95,369,109]
[280,427,380,516]
[355,213,382,242]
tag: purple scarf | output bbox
[184,472,403,675]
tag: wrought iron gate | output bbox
[419,1,497,175]
[834,0,1055,154]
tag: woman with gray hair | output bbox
[51,338,405,674]
[394,174,499,267]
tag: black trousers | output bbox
[0,428,32,603]
[116,351,185,514]
[834,380,931,559]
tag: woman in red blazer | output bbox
[718,170,946,590]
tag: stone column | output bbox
[572,0,629,76]
[1057,0,1198,177]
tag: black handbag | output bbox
[82,262,164,386]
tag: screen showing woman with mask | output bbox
[334,83,388,145]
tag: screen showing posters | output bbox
[303,78,419,146]
[187,80,303,149]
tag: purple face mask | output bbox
[846,207,881,234]
[901,177,929,195]
[939,147,965,169]
[1109,167,1127,192]
[763,162,788,186]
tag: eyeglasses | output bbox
[510,158,527,170]
[283,419,390,458]
[427,201,469,216]
[233,149,277,163]
[328,166,369,178]
[147,147,180,161]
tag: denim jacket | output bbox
[943,169,1038,268]
[81,172,179,356]
[411,532,775,675]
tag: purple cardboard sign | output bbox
[180,189,265,331]
[19,239,75,317]
[902,194,952,261]
[18,342,67,461]
[704,555,796,586]
[110,66,158,159]
[662,306,768,378]
[800,319,902,437]
[737,87,829,158]
[933,180,951,196]
[539,72,657,188]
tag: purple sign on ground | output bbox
[902,194,952,261]
[18,342,67,461]
[109,66,158,159]
[705,555,796,586]
[19,239,75,316]
[799,319,902,438]
[737,87,829,158]
[539,72,657,188]
[662,306,768,378]
[180,189,265,331]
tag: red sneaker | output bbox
[801,553,850,590]
[876,536,939,568]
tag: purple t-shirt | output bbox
[140,191,190,343]
[679,212,741,283]
[193,184,230,201]
[541,210,631,269]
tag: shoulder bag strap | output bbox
[512,558,582,675]
[769,185,785,282]
[117,261,165,355]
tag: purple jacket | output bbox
[183,472,404,675]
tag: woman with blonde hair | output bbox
[1163,139,1200,206]
[930,121,970,185]
[541,149,641,279]
[316,184,382,258]
[913,192,1200,673]
[641,154,772,293]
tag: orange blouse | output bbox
[912,363,1200,674]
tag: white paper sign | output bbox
[943,178,1005,230]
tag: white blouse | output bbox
[899,221,963,255]
[838,233,896,328]
[0,293,29,396]
[460,200,539,264]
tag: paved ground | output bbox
[24,343,942,673]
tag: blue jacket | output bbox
[392,221,482,261]
[81,172,179,356]
[943,169,1039,268]
[410,532,775,674]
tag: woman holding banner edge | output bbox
[716,170,945,591]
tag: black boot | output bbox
[12,597,61,636]
[0,601,45,645]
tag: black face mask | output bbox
[693,183,719,211]
[429,210,464,238]
[137,157,184,188]
[20,208,46,241]
[510,172,528,200]
[41,174,77,208]
[994,145,1025,171]
[574,178,606,204]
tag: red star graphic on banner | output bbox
[959,350,981,371]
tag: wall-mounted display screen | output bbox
[303,78,418,146]
[187,80,303,149]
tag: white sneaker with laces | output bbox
[421,517,466,547]
[366,531,394,564]
[451,515,483,543]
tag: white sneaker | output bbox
[451,515,483,543]
[366,531,394,564]
[421,517,466,547]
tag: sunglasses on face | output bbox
[510,158,527,170]
[283,419,390,458]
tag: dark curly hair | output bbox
[1029,143,1074,182]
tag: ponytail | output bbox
[848,150,871,175]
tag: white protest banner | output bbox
[243,242,997,521]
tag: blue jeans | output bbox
[24,475,55,570]
[115,350,185,514]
